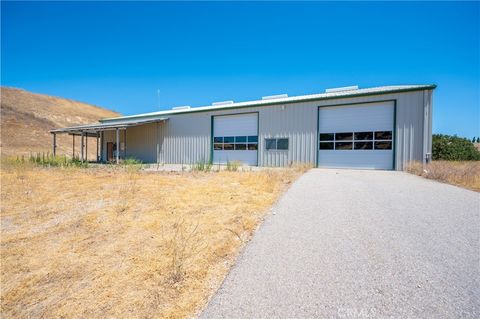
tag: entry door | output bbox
[213,113,258,165]
[107,142,114,162]
[318,101,394,170]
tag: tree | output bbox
[472,137,476,143]
[477,137,480,143]
[432,134,480,161]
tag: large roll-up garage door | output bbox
[318,101,394,170]
[213,113,258,165]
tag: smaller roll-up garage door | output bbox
[318,101,394,170]
[213,113,258,165]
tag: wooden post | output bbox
[116,128,120,164]
[72,134,75,159]
[81,132,84,162]
[52,133,57,156]
[85,133,88,162]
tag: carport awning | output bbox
[50,117,168,136]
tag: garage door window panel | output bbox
[375,131,392,140]
[335,133,353,141]
[223,143,234,150]
[214,143,223,150]
[374,141,392,150]
[320,133,334,141]
[354,142,373,150]
[335,142,353,150]
[319,142,334,150]
[235,144,247,150]
[224,136,234,143]
[354,132,373,141]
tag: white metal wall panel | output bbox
[213,113,258,165]
[318,102,394,170]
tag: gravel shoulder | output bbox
[200,169,480,318]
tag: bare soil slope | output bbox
[1,87,119,157]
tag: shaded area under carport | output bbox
[50,117,168,163]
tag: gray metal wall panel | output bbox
[125,123,158,163]
[101,90,432,170]
[160,113,210,164]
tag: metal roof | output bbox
[100,84,436,124]
[50,117,168,135]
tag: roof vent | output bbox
[212,100,234,106]
[172,105,191,110]
[325,85,359,93]
[262,94,288,100]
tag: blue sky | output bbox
[2,1,479,138]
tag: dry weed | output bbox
[0,163,305,318]
[405,161,480,191]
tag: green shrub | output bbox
[192,159,212,172]
[120,157,143,172]
[122,157,143,165]
[226,160,241,172]
[12,152,91,168]
[432,134,480,161]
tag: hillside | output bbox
[0,87,120,158]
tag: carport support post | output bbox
[85,134,88,162]
[96,132,100,162]
[115,128,120,164]
[72,134,75,159]
[124,129,127,159]
[100,131,104,163]
[52,133,56,157]
[80,132,84,162]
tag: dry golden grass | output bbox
[0,163,308,318]
[1,87,119,158]
[405,160,480,192]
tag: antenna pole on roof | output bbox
[157,89,160,110]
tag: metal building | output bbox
[51,84,435,170]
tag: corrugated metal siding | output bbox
[124,123,158,163]
[159,113,210,164]
[101,90,432,170]
[258,103,317,166]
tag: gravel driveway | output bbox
[200,169,479,318]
